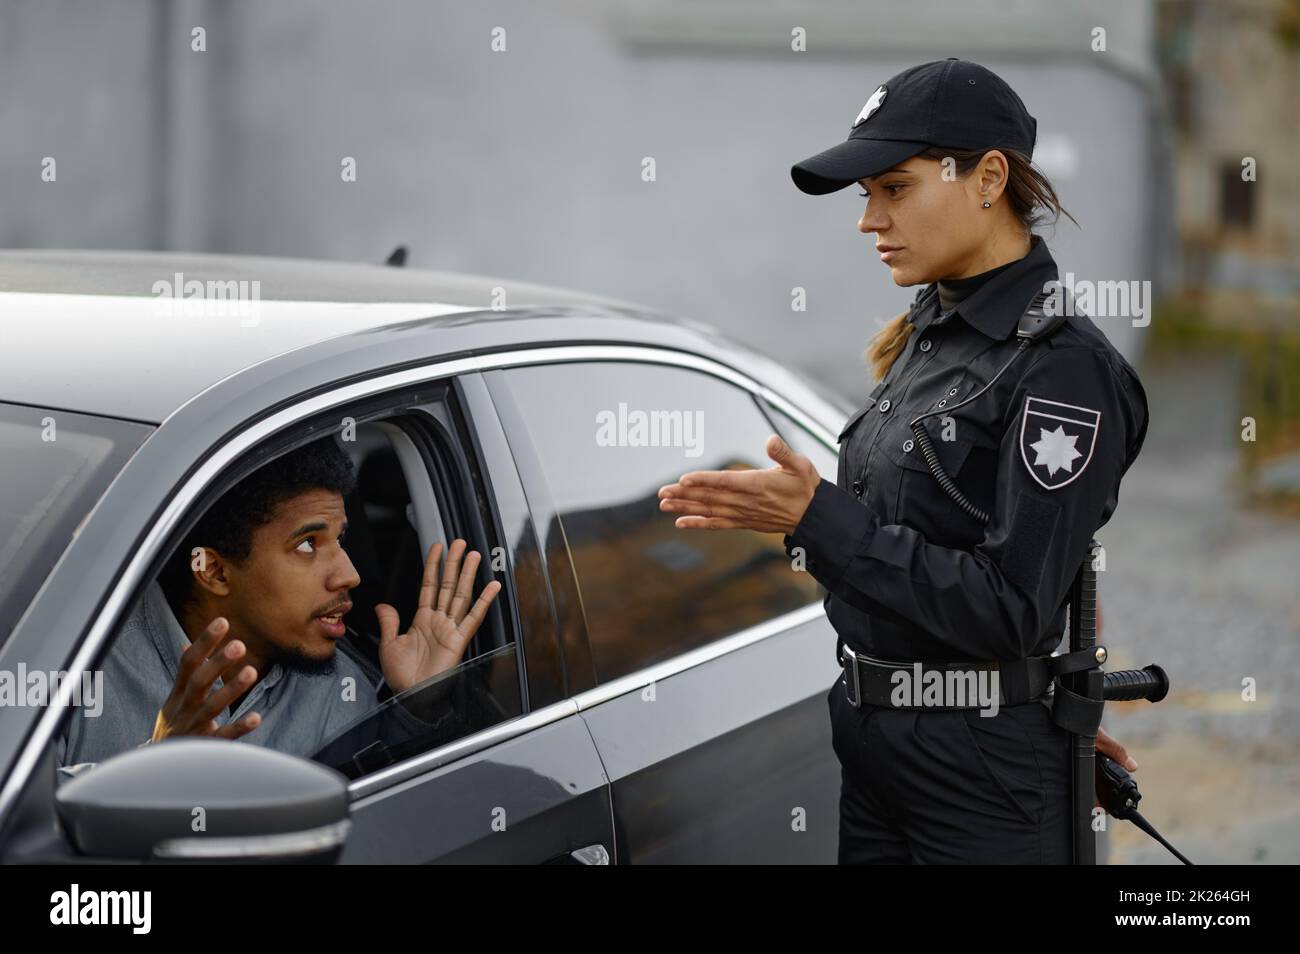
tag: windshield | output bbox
[309,642,522,780]
[0,403,152,644]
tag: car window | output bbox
[57,398,520,781]
[0,403,151,645]
[496,360,822,685]
[761,399,839,482]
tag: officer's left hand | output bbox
[657,434,820,535]
[1094,725,1138,809]
[1096,725,1137,771]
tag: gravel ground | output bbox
[1094,348,1300,864]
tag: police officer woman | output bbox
[657,58,1148,864]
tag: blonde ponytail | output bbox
[865,310,914,381]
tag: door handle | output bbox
[570,844,610,865]
[547,844,610,865]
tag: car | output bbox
[0,248,851,864]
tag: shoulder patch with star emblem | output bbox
[1018,395,1101,490]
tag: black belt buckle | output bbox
[840,644,861,708]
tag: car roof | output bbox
[0,249,684,422]
[0,248,645,306]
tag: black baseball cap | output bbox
[791,58,1038,195]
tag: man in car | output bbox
[57,436,501,778]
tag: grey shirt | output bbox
[57,580,391,781]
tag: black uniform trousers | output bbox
[827,675,1072,864]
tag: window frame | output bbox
[142,384,517,670]
[38,373,533,800]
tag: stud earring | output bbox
[982,200,991,208]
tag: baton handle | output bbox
[1102,664,1169,703]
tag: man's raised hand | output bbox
[375,538,503,694]
[151,616,261,743]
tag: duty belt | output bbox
[837,643,1100,710]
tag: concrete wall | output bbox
[1,0,1169,399]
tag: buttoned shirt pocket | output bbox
[837,398,877,445]
[839,375,890,440]
[835,390,882,492]
[886,420,978,544]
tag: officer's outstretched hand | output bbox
[376,539,502,694]
[658,434,820,535]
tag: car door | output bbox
[486,354,844,863]
[331,375,614,864]
[0,370,614,866]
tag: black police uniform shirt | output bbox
[784,234,1149,665]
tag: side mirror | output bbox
[55,738,350,863]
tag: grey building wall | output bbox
[2,0,1168,400]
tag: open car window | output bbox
[309,642,522,780]
[56,383,522,784]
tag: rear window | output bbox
[0,403,151,643]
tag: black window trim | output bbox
[393,400,521,688]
